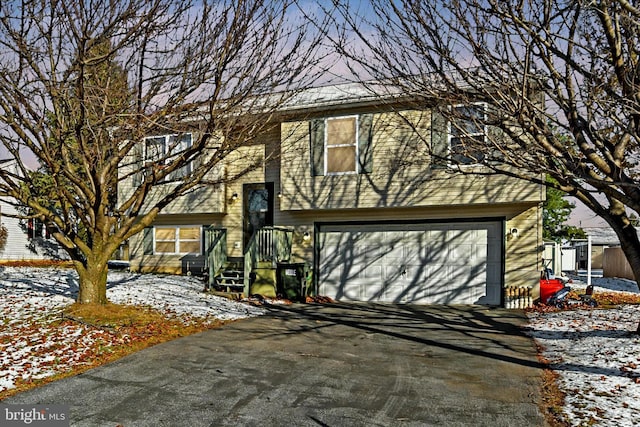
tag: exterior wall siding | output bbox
[127,213,225,274]
[222,144,267,259]
[128,142,267,270]
[0,159,66,262]
[505,205,544,297]
[280,111,543,211]
[118,132,229,215]
[144,184,224,215]
[125,101,545,300]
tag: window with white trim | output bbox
[154,226,201,254]
[144,133,193,179]
[309,114,373,176]
[326,116,358,174]
[448,104,486,165]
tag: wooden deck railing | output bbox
[204,227,227,288]
[244,227,293,291]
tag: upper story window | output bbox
[326,116,358,174]
[310,114,373,176]
[448,104,486,165]
[143,133,193,180]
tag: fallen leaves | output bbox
[0,267,266,401]
[529,288,640,314]
[305,295,335,304]
[0,260,74,268]
[620,362,640,383]
[593,292,640,306]
[243,294,335,305]
[527,304,640,427]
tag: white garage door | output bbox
[317,221,502,304]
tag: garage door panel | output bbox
[427,270,459,303]
[361,236,384,264]
[402,270,427,300]
[475,243,488,261]
[334,282,362,301]
[425,263,449,284]
[318,221,503,305]
[319,264,361,301]
[364,279,385,300]
[449,243,476,265]
[403,234,423,264]
[384,232,405,265]
[426,230,448,262]
[382,272,401,300]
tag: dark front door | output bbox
[243,182,274,248]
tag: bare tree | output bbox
[0,0,326,304]
[328,0,640,288]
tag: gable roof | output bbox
[277,81,406,112]
[578,227,640,246]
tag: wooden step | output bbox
[211,283,245,293]
[215,271,243,278]
[219,270,243,277]
[205,260,247,295]
[215,279,243,286]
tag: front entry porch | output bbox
[204,226,297,299]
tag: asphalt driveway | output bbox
[3,303,547,426]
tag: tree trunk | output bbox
[75,259,109,304]
[609,216,640,334]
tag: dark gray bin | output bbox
[276,263,308,301]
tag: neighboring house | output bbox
[0,160,67,262]
[571,226,636,270]
[569,227,640,278]
[574,227,618,270]
[120,82,545,306]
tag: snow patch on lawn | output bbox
[527,305,640,426]
[106,270,264,320]
[0,266,265,393]
[526,273,640,426]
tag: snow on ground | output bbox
[0,266,265,394]
[569,269,640,294]
[3,266,640,425]
[106,270,265,320]
[526,273,640,426]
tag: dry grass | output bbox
[60,303,226,350]
[592,291,640,306]
[63,303,169,328]
[532,292,640,426]
[536,346,571,427]
[0,260,74,268]
[540,367,571,426]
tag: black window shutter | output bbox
[358,114,374,174]
[143,227,154,255]
[201,225,208,255]
[309,119,325,176]
[133,142,144,187]
[431,108,449,169]
[486,106,505,164]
